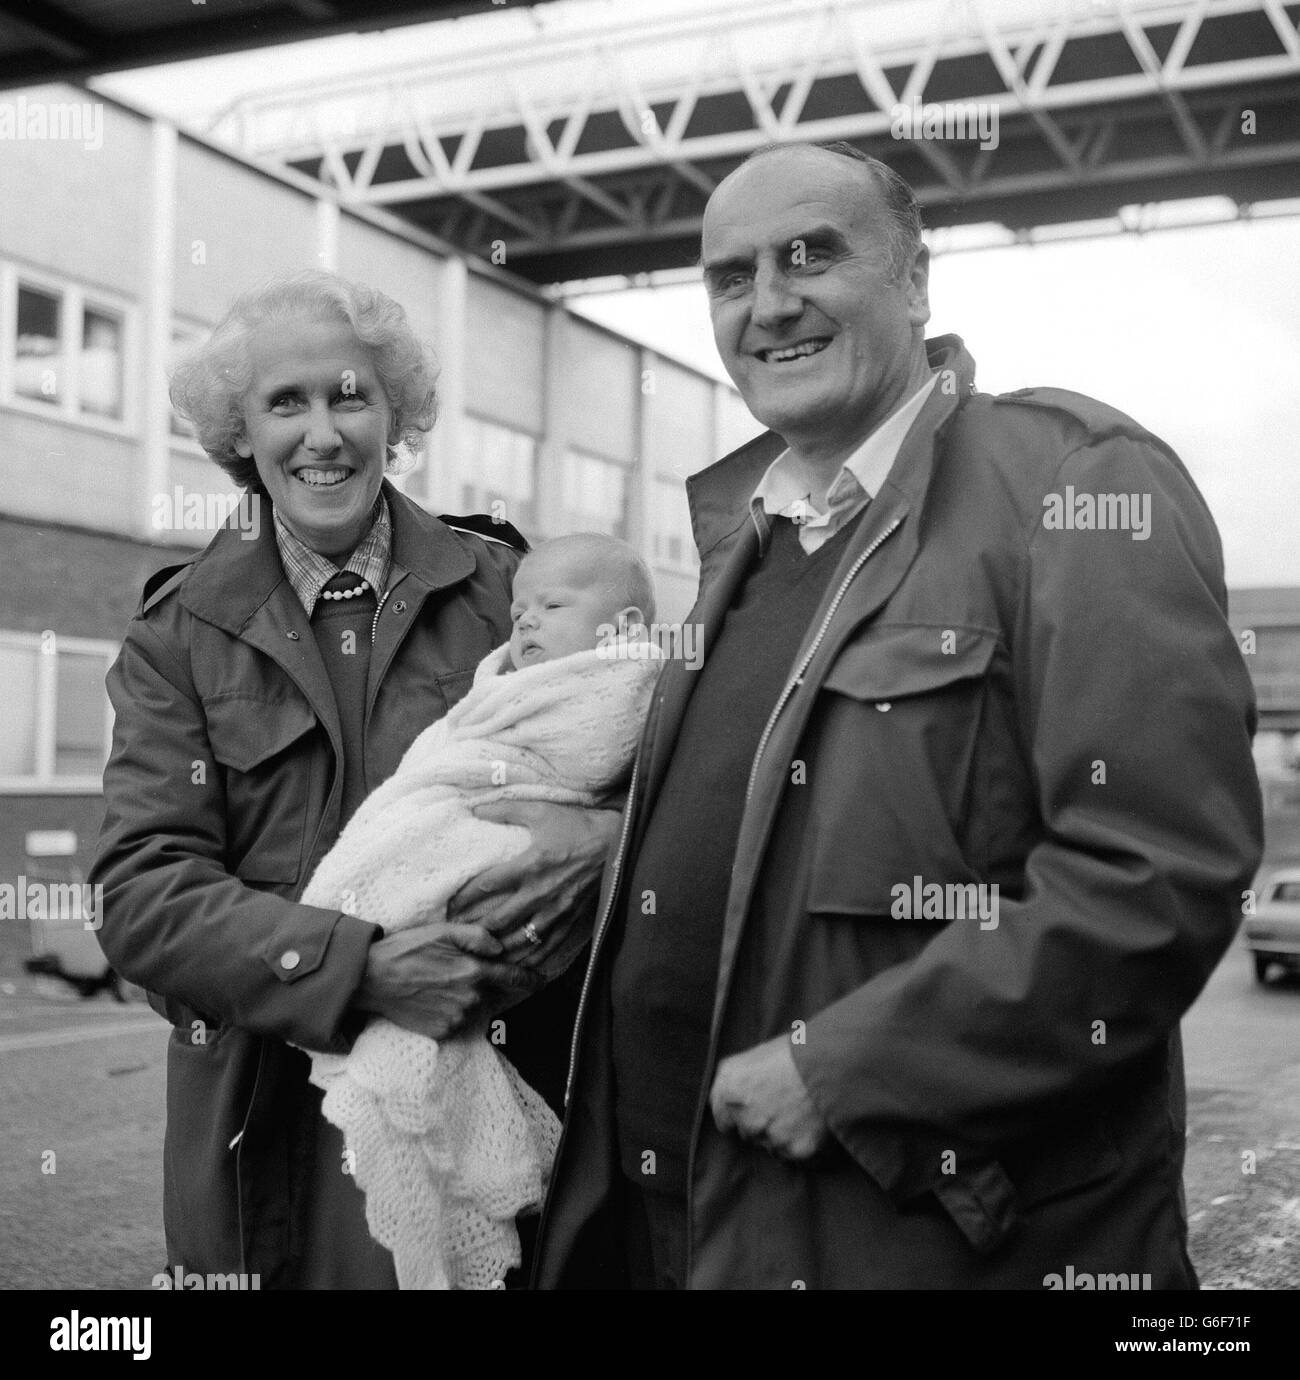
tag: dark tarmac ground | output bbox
[0,938,1295,1291]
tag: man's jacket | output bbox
[533,335,1263,1289]
[89,482,578,1286]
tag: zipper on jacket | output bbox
[684,512,903,1285]
[370,588,389,645]
[743,516,902,805]
[563,753,641,1105]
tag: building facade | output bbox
[0,84,759,961]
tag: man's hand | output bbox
[352,922,541,1040]
[448,801,620,965]
[710,1033,832,1161]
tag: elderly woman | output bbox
[90,271,614,1288]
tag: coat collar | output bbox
[686,334,976,562]
[179,478,475,635]
[638,336,976,834]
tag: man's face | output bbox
[235,316,392,560]
[509,548,621,669]
[701,148,931,458]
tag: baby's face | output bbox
[508,549,623,670]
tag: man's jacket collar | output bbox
[686,334,976,562]
[179,479,475,634]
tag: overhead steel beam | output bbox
[201,0,1300,280]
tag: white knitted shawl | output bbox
[301,639,661,1289]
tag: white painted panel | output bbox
[464,275,544,434]
[643,359,713,477]
[173,145,319,323]
[563,319,636,462]
[0,408,138,531]
[0,87,150,297]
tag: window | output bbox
[460,415,538,533]
[80,307,124,420]
[562,449,628,540]
[14,284,63,405]
[651,476,698,571]
[0,632,115,790]
[2,265,133,430]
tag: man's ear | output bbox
[615,605,647,636]
[906,243,931,329]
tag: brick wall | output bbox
[0,515,197,643]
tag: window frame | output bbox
[561,446,631,542]
[0,629,116,794]
[0,261,137,437]
[460,412,540,533]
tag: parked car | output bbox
[1243,870,1300,984]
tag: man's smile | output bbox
[754,337,832,364]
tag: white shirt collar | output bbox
[751,370,940,526]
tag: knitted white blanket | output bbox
[301,639,661,1289]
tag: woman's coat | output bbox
[89,482,565,1285]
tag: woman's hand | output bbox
[448,802,621,965]
[352,922,542,1040]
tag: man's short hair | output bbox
[742,140,924,280]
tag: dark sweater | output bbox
[609,512,862,1194]
[310,584,377,829]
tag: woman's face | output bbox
[235,315,392,559]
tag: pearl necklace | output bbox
[319,578,371,601]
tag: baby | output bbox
[300,532,660,1290]
[505,531,652,673]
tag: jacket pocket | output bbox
[204,694,319,884]
[819,622,998,703]
[434,668,475,712]
[804,623,1000,919]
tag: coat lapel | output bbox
[173,481,481,763]
[179,491,344,754]
[708,341,977,1025]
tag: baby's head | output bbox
[508,533,655,671]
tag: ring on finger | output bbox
[523,921,542,946]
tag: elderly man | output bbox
[532,141,1262,1290]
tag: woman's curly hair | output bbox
[170,270,439,491]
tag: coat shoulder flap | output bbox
[437,511,530,553]
[992,386,1166,450]
[140,559,196,616]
